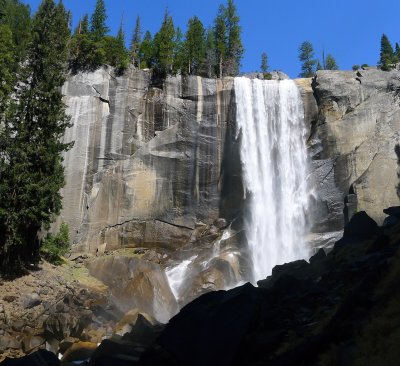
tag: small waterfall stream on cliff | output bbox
[235,77,310,282]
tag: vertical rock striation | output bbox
[61,67,241,253]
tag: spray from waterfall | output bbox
[235,77,310,282]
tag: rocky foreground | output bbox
[2,207,400,365]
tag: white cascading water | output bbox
[235,77,310,282]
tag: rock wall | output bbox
[60,67,242,253]
[60,66,400,254]
[310,69,400,246]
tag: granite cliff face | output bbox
[61,67,241,254]
[309,69,400,248]
[60,66,400,258]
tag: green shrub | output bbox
[40,223,70,265]
[361,63,369,69]
[352,65,360,71]
[263,72,272,80]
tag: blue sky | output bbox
[24,0,400,77]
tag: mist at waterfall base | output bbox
[235,77,311,283]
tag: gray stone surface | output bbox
[59,67,241,253]
[311,69,400,229]
[59,66,400,259]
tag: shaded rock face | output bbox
[60,67,242,253]
[310,69,400,237]
[87,256,178,323]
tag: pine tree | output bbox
[204,28,217,78]
[261,52,268,73]
[184,16,206,75]
[0,24,14,115]
[74,13,89,35]
[316,60,323,71]
[0,0,72,271]
[103,21,129,74]
[90,0,109,41]
[139,30,153,69]
[225,0,243,76]
[395,42,400,63]
[325,54,339,70]
[130,16,142,68]
[1,0,30,64]
[298,41,317,77]
[379,34,394,71]
[173,27,185,74]
[153,9,176,76]
[214,5,227,78]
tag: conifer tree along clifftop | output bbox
[379,34,395,71]
[225,0,243,76]
[184,16,206,75]
[0,0,72,272]
[298,41,317,77]
[153,10,176,77]
[90,0,109,40]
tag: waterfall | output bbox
[235,77,310,282]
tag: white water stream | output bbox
[235,77,310,282]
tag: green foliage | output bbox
[395,43,400,63]
[90,0,109,41]
[379,34,395,71]
[102,32,129,75]
[153,9,176,76]
[0,0,72,271]
[352,64,360,71]
[183,16,206,75]
[138,30,153,69]
[261,52,268,73]
[74,13,89,35]
[69,34,105,72]
[172,27,185,73]
[316,60,323,71]
[298,41,317,77]
[361,63,369,69]
[263,72,272,80]
[214,5,227,77]
[40,223,70,264]
[0,0,31,63]
[0,24,14,114]
[325,54,339,70]
[130,16,142,67]
[225,0,243,76]
[204,28,217,78]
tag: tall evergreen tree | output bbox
[0,24,14,115]
[224,0,243,76]
[261,52,268,73]
[379,34,395,71]
[204,28,217,78]
[90,0,109,40]
[130,16,142,68]
[395,42,400,63]
[325,54,339,70]
[74,13,89,35]
[0,0,72,271]
[298,41,317,77]
[214,5,227,78]
[184,16,206,75]
[139,30,153,69]
[153,9,176,76]
[173,26,185,74]
[0,0,31,64]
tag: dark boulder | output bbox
[0,350,59,366]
